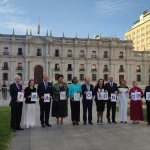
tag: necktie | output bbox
[45,82,48,89]
[18,84,21,91]
[87,85,90,91]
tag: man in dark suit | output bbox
[144,80,150,125]
[104,76,118,124]
[9,75,24,132]
[37,74,53,127]
[82,77,94,125]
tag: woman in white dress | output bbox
[118,79,130,123]
[24,79,37,128]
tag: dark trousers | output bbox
[146,102,150,123]
[10,105,23,129]
[39,101,51,125]
[83,100,92,123]
[70,101,80,122]
[107,101,116,121]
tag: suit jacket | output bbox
[81,84,94,102]
[37,82,53,102]
[144,85,150,103]
[104,82,118,97]
[9,82,23,106]
[53,82,68,101]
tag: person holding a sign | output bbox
[144,80,150,125]
[52,74,68,124]
[129,81,144,124]
[94,79,107,124]
[68,77,82,125]
[118,79,129,123]
[104,76,118,124]
[37,74,53,127]
[82,77,94,125]
[9,75,24,132]
[24,79,37,128]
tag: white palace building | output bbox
[0,30,150,88]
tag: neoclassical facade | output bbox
[0,32,150,88]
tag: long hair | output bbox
[72,77,78,83]
[96,79,105,87]
[28,79,35,87]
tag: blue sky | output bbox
[0,0,149,39]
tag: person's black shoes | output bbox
[73,122,75,125]
[108,120,111,124]
[89,122,93,125]
[112,121,117,124]
[83,122,86,125]
[45,124,51,127]
[16,127,24,130]
[76,121,79,125]
[41,124,45,127]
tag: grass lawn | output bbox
[0,107,13,150]
[116,107,147,121]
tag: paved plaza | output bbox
[1,93,150,150]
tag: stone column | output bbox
[24,60,28,84]
[25,44,28,56]
[10,60,15,83]
[45,61,48,75]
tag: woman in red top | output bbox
[130,81,144,124]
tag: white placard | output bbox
[103,92,108,100]
[136,92,141,100]
[120,92,129,101]
[97,92,103,100]
[111,94,116,102]
[17,92,24,102]
[74,93,80,101]
[86,91,92,100]
[60,91,66,100]
[146,92,150,100]
[44,93,50,102]
[97,92,108,100]
[31,92,37,101]
[131,93,137,101]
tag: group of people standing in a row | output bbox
[9,74,150,132]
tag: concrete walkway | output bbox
[5,99,150,150]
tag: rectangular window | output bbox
[55,74,59,80]
[17,63,22,70]
[80,50,84,57]
[55,64,59,69]
[3,73,8,80]
[137,75,141,82]
[18,48,22,55]
[80,64,84,71]
[36,49,42,56]
[92,74,96,81]
[67,50,72,57]
[120,52,123,57]
[92,51,96,58]
[67,74,72,81]
[55,49,59,56]
[104,74,108,81]
[136,66,141,72]
[3,47,9,55]
[92,64,96,69]
[4,62,8,67]
[104,51,108,58]
[80,74,84,81]
[67,64,72,71]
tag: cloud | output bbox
[95,0,137,18]
[0,0,46,34]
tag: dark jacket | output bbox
[37,82,53,102]
[104,82,118,97]
[9,82,23,106]
[81,84,94,102]
[24,87,36,104]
